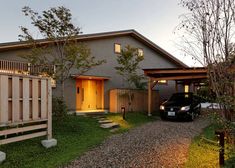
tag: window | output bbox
[138,48,144,57]
[114,43,121,53]
[184,85,189,93]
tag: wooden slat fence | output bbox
[109,89,160,113]
[0,73,52,145]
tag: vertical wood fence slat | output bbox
[109,89,160,113]
[41,79,47,119]
[12,76,20,122]
[32,79,39,120]
[0,75,9,123]
[47,79,52,139]
[23,78,30,121]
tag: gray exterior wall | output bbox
[0,35,181,111]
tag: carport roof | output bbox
[143,67,207,81]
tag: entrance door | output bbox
[76,79,103,110]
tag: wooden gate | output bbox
[0,73,52,145]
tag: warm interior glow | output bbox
[185,85,189,93]
[51,78,56,87]
[158,80,167,84]
[0,69,28,75]
[114,43,121,53]
[77,79,103,110]
[138,48,144,57]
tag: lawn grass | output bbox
[185,124,235,168]
[107,112,157,133]
[0,112,155,168]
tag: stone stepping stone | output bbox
[97,117,107,121]
[100,123,120,129]
[98,120,113,124]
[93,116,105,119]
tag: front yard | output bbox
[0,112,155,168]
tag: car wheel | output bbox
[160,114,166,120]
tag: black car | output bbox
[160,92,201,121]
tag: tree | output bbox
[115,45,146,112]
[179,0,235,121]
[115,45,146,89]
[19,6,105,99]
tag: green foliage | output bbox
[0,112,154,168]
[20,6,80,39]
[210,110,235,132]
[115,45,146,89]
[107,112,156,133]
[19,6,106,98]
[185,123,235,167]
[196,85,216,102]
[52,97,67,119]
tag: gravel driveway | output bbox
[64,116,210,168]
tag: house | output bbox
[0,30,188,113]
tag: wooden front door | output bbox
[76,79,103,110]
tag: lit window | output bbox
[114,43,121,53]
[185,85,189,93]
[158,80,167,84]
[138,48,144,57]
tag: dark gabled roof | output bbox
[0,29,188,67]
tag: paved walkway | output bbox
[64,116,210,168]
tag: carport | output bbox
[143,67,208,116]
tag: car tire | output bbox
[160,112,166,120]
[160,115,166,120]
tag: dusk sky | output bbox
[0,0,197,66]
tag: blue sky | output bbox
[0,0,197,66]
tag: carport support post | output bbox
[148,78,152,116]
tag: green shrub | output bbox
[197,85,216,102]
[52,97,67,119]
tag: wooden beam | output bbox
[151,75,207,81]
[144,68,207,75]
[151,80,157,89]
[0,124,47,136]
[0,118,48,127]
[0,131,47,145]
[148,78,152,116]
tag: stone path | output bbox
[94,115,120,131]
[64,116,210,168]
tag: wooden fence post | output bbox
[47,79,52,140]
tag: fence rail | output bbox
[0,73,52,145]
[0,59,55,75]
